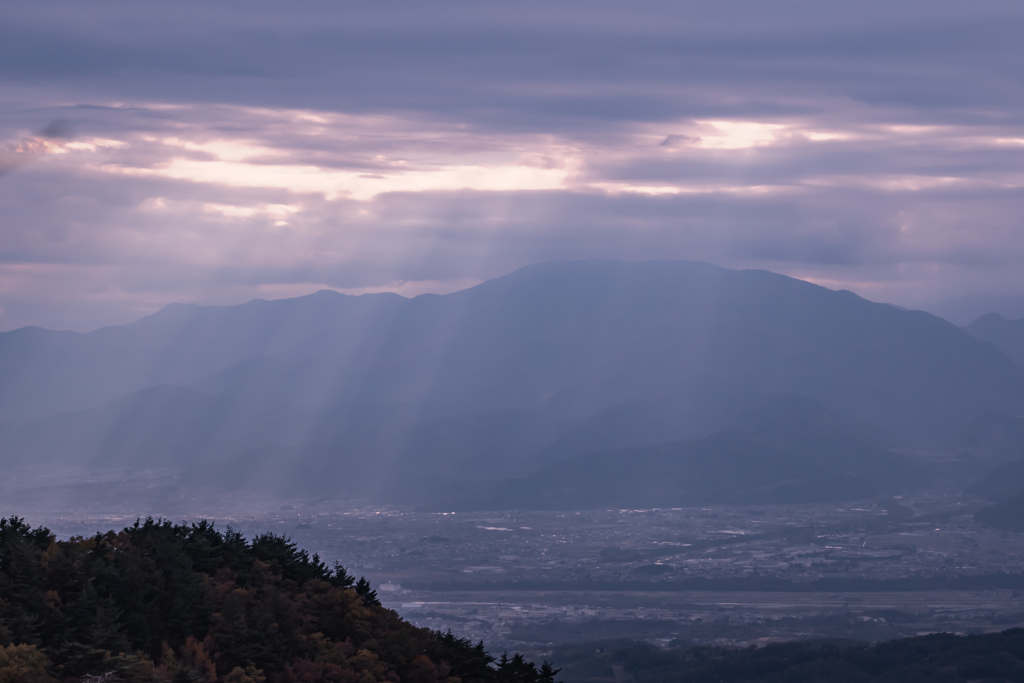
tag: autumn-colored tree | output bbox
[0,516,558,683]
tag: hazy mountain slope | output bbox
[430,398,921,511]
[0,290,405,419]
[195,260,1024,445]
[189,406,573,497]
[0,384,571,497]
[965,312,1024,367]
[529,392,899,466]
[968,459,1024,501]
[0,385,300,468]
[976,493,1024,531]
[2,259,1022,499]
[953,411,1024,461]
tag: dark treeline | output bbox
[0,516,558,683]
[553,630,1024,683]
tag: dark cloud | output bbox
[3,3,1024,128]
[1,0,1024,329]
[0,120,75,178]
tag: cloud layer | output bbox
[2,0,1024,329]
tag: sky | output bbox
[2,0,1024,330]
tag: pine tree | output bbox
[354,577,380,607]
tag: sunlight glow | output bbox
[693,120,785,149]
[202,203,301,222]
[19,103,1024,211]
[338,278,485,297]
[118,158,573,200]
[804,131,850,142]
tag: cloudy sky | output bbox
[2,0,1024,330]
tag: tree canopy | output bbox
[0,516,559,683]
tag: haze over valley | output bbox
[8,2,1024,680]
[6,259,1024,678]
[4,258,1024,514]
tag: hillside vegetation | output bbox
[0,517,557,683]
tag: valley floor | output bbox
[11,479,1024,679]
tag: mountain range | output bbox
[3,259,1023,509]
[965,312,1024,368]
[430,395,925,511]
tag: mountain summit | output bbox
[1,260,1022,503]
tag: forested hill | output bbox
[0,517,559,683]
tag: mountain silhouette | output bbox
[427,395,923,511]
[0,290,404,419]
[968,459,1024,502]
[1,259,1022,501]
[965,312,1024,368]
[192,260,1024,445]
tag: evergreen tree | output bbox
[0,516,559,683]
[354,577,380,607]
